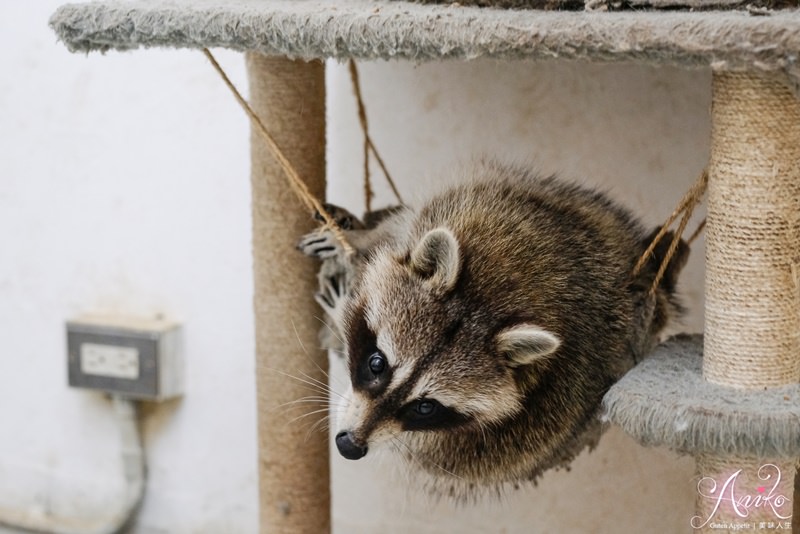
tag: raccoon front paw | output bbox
[315,268,349,318]
[298,204,365,260]
[297,230,343,260]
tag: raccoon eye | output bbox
[399,399,468,431]
[368,352,386,375]
[414,399,438,417]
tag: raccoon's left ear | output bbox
[408,227,461,293]
[496,324,561,367]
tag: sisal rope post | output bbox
[246,53,330,534]
[698,71,800,531]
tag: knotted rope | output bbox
[204,48,355,256]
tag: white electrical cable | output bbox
[106,395,146,534]
[0,396,146,534]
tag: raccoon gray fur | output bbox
[297,160,689,499]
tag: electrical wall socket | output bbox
[80,343,141,379]
[67,315,183,401]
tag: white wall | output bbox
[2,3,708,533]
[1,4,256,532]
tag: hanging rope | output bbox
[632,168,708,294]
[348,59,374,214]
[348,60,405,211]
[206,47,705,286]
[203,48,355,257]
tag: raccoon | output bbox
[297,160,689,498]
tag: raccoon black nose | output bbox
[335,431,368,460]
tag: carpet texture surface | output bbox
[50,0,800,91]
[603,334,800,458]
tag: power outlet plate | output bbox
[80,343,141,380]
[67,315,183,401]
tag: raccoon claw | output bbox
[315,272,349,325]
[297,231,342,260]
[315,291,334,312]
[315,276,337,309]
[319,272,346,302]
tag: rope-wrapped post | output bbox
[246,53,330,533]
[701,71,800,531]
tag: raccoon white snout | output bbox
[335,430,368,460]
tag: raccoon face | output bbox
[334,227,561,463]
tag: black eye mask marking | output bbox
[355,348,392,392]
[398,398,469,432]
[348,310,392,396]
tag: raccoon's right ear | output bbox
[408,227,461,293]
[496,325,561,367]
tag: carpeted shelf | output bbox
[51,0,800,86]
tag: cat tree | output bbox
[51,1,800,532]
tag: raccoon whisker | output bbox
[286,407,332,426]
[285,414,330,431]
[280,378,333,399]
[313,314,347,349]
[286,367,337,393]
[391,436,448,484]
[391,435,465,482]
[296,370,348,400]
[295,368,334,389]
[264,366,326,386]
[268,398,330,418]
[297,403,343,425]
[303,421,332,443]
[290,318,343,388]
[304,403,347,442]
[265,367,345,400]
[287,378,332,397]
[290,318,313,360]
[279,396,330,404]
[329,347,347,359]
[276,397,332,409]
[388,436,412,466]
[304,415,330,437]
[305,415,333,441]
[385,438,414,489]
